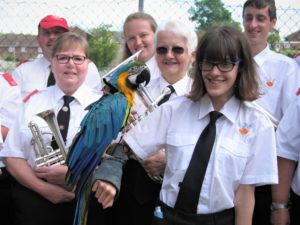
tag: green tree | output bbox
[88,25,120,70]
[189,0,240,32]
[267,32,281,51]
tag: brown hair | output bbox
[122,12,157,60]
[188,25,260,102]
[243,0,277,20]
[51,32,88,58]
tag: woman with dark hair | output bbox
[123,25,278,225]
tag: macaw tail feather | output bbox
[73,178,92,225]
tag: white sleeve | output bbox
[85,62,102,91]
[124,104,170,159]
[276,99,300,161]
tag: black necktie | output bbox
[174,111,223,213]
[51,95,75,150]
[157,85,175,106]
[47,70,55,87]
[57,95,75,142]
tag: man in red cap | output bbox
[12,14,102,99]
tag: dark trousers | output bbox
[12,180,76,225]
[152,201,234,225]
[11,180,110,225]
[290,190,300,225]
[111,159,161,225]
[252,185,272,225]
[0,168,13,225]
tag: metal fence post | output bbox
[138,0,144,12]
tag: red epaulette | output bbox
[16,59,29,68]
[2,73,17,86]
[296,87,300,96]
[23,89,39,103]
[293,51,300,59]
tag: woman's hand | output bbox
[92,180,117,209]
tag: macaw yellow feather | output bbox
[117,71,135,106]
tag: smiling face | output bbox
[51,46,88,95]
[155,31,194,84]
[124,18,155,63]
[243,6,276,54]
[201,60,239,108]
[37,27,68,61]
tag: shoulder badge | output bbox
[2,73,17,86]
[296,87,300,96]
[293,51,300,59]
[23,89,39,103]
[16,59,29,68]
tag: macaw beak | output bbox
[126,64,150,89]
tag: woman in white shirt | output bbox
[124,25,278,225]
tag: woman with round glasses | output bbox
[122,25,277,225]
[0,32,116,225]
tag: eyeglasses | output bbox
[55,54,87,65]
[199,60,241,72]
[156,46,185,55]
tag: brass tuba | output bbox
[29,109,67,167]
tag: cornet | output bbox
[124,84,173,183]
[29,109,67,167]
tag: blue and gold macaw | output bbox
[65,61,150,225]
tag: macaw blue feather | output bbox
[66,93,129,187]
[65,61,149,225]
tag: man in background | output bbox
[12,15,102,99]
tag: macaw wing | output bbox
[66,92,130,192]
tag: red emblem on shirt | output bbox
[239,128,249,135]
[266,81,274,87]
[2,73,17,86]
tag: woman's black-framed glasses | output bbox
[199,60,241,72]
[55,54,87,65]
[156,46,185,55]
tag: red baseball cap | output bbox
[38,15,70,31]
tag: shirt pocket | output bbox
[220,138,250,158]
[166,134,198,171]
[217,138,250,180]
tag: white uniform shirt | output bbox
[254,45,300,121]
[124,95,278,213]
[294,54,300,68]
[12,56,102,99]
[0,84,101,168]
[145,56,161,87]
[133,73,192,115]
[276,97,300,196]
[0,73,22,167]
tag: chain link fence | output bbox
[0,0,300,73]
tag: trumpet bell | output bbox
[29,109,67,167]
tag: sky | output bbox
[0,0,299,38]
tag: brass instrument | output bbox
[125,85,173,183]
[128,85,172,129]
[29,109,67,167]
